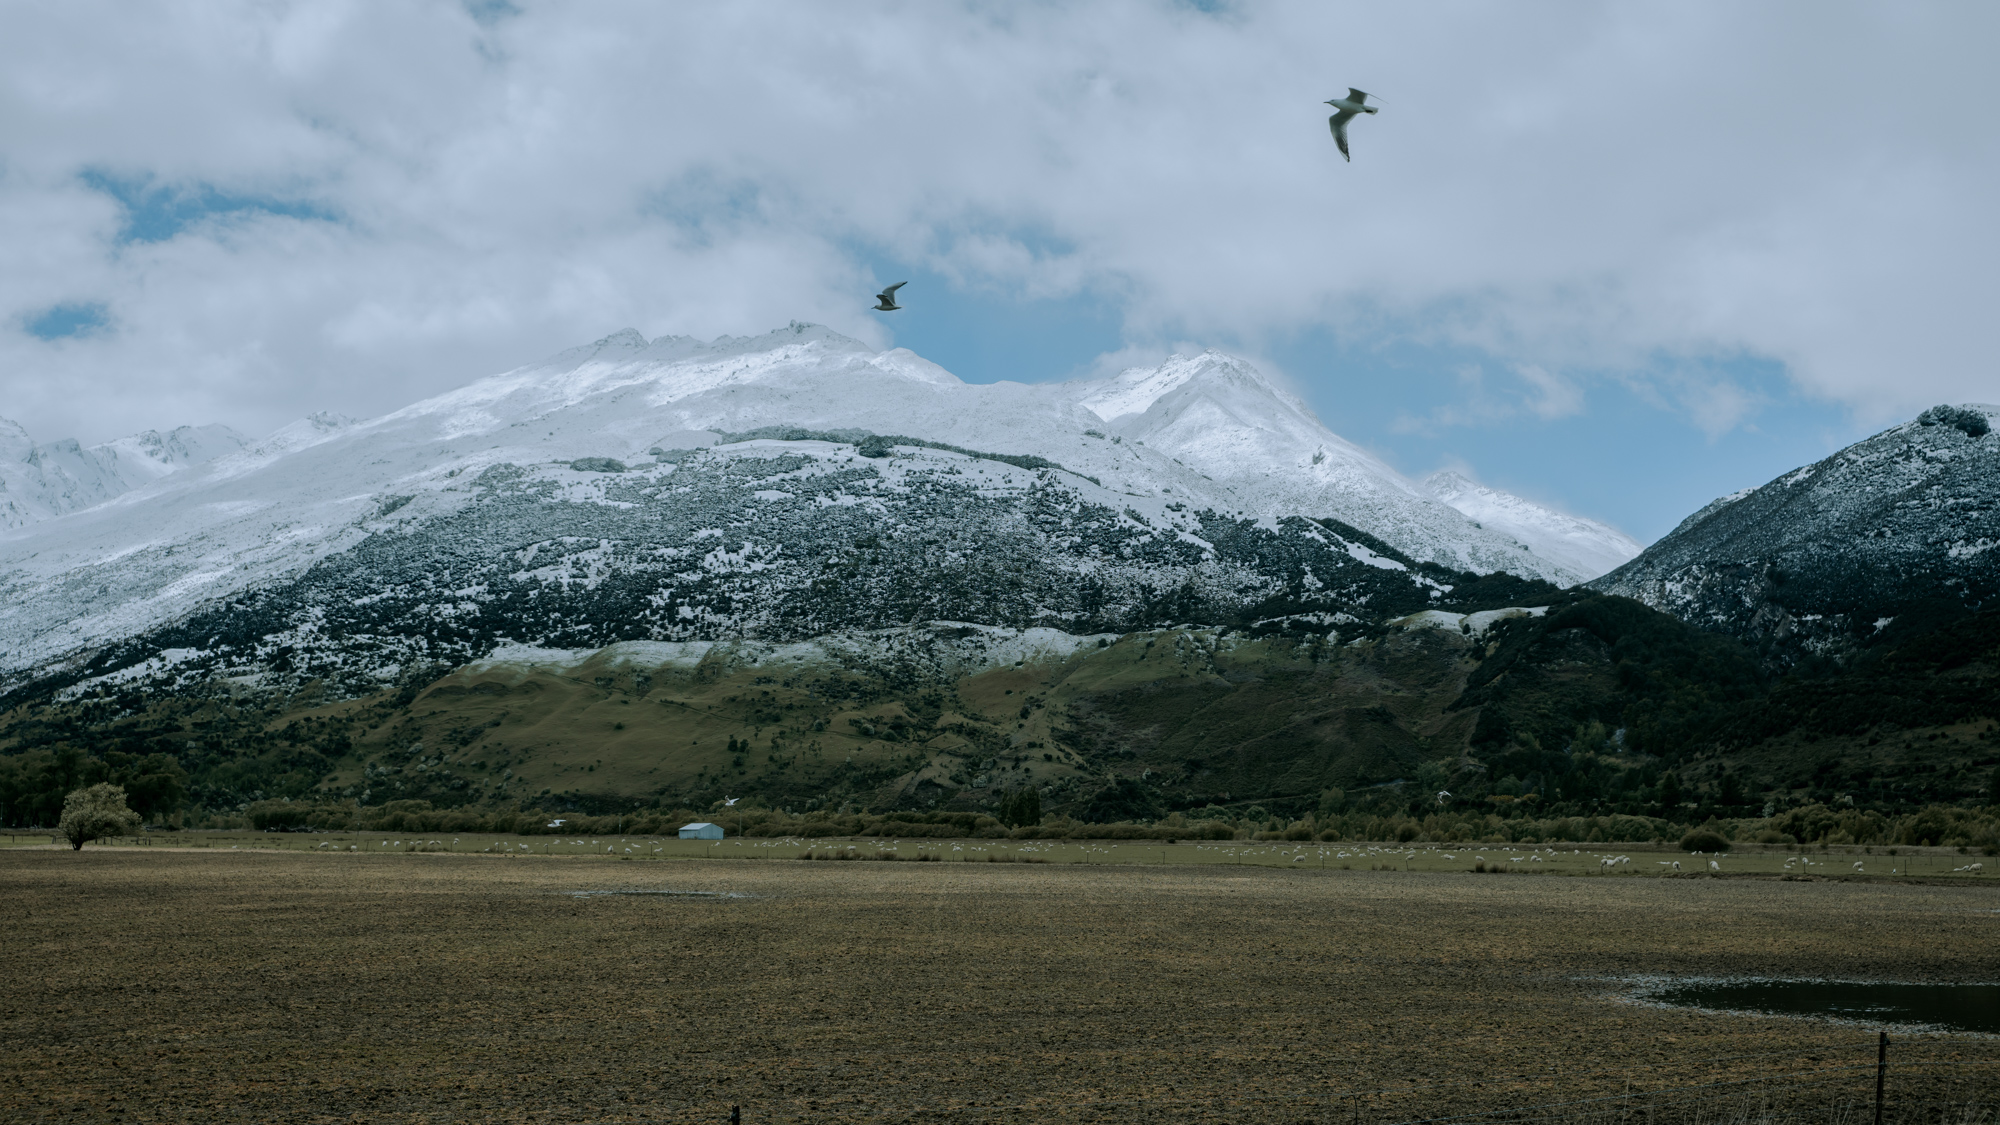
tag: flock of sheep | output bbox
[277,835,1990,878]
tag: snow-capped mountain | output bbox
[0,324,1584,702]
[1071,352,1581,581]
[0,418,249,530]
[1422,471,1642,581]
[1591,404,2000,659]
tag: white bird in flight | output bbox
[723,796,740,807]
[871,282,906,312]
[1324,88,1379,162]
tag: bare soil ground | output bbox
[2,849,1994,1124]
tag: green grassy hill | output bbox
[5,596,1997,834]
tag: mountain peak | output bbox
[0,418,251,530]
[1077,349,1303,426]
[597,327,648,349]
[0,416,32,463]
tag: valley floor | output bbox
[2,850,1995,1124]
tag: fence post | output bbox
[1874,1031,1888,1125]
[730,1105,740,1125]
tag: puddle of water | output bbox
[1654,980,2000,1034]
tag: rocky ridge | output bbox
[1591,404,2000,661]
[0,324,1592,706]
[0,418,249,530]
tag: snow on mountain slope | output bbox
[0,324,1583,697]
[0,418,250,530]
[1591,404,2000,659]
[0,434,1464,702]
[1423,471,1642,581]
[1072,351,1583,584]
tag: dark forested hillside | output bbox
[6,583,1995,836]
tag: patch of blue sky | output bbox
[23,301,110,341]
[1264,331,1869,544]
[79,170,337,245]
[856,253,1124,388]
[842,256,1861,538]
[463,0,520,25]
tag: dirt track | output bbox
[2,849,1994,1124]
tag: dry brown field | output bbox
[2,848,1995,1125]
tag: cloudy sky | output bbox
[4,1,1994,540]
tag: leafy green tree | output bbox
[1080,778,1163,824]
[1718,770,1743,808]
[1989,766,2000,808]
[1657,771,1682,814]
[1001,787,1042,827]
[1679,828,1729,853]
[58,784,142,851]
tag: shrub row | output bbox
[212,797,2000,852]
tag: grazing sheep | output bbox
[1671,861,1681,871]
[1710,860,1721,871]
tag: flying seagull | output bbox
[723,796,740,807]
[1324,88,1379,162]
[872,282,907,312]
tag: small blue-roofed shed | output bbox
[679,822,724,840]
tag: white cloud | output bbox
[1514,365,1583,421]
[1,1,1995,447]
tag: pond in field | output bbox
[1653,981,2000,1033]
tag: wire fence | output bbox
[694,1036,1996,1125]
[1366,1036,1995,1125]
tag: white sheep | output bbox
[1671,861,1681,871]
[1710,860,1720,871]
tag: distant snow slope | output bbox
[1422,471,1642,581]
[1591,404,2000,660]
[0,418,249,530]
[0,324,1590,698]
[1071,351,1582,583]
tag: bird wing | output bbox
[879,281,906,299]
[1328,113,1352,160]
[1347,88,1371,104]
